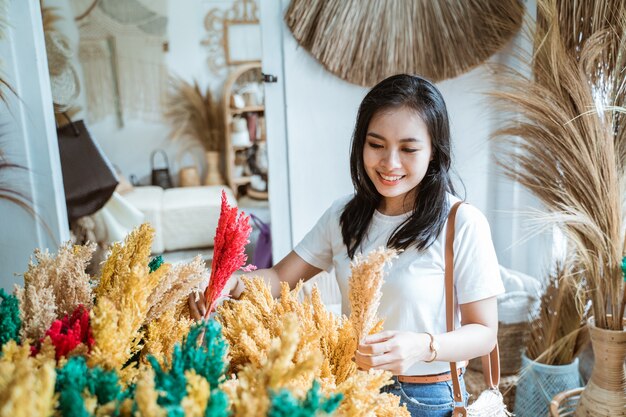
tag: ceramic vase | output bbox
[204,151,223,185]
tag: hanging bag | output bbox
[249,213,272,269]
[445,202,511,417]
[57,114,118,222]
[150,149,173,189]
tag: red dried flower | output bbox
[204,190,252,314]
[32,304,94,360]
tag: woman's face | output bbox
[363,106,433,215]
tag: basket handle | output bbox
[151,149,170,170]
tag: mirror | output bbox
[37,0,271,268]
[223,20,262,65]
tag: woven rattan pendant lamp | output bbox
[285,0,525,86]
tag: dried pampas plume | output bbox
[16,242,95,341]
[164,76,223,152]
[217,277,410,416]
[145,255,208,323]
[492,0,626,330]
[285,0,523,86]
[349,248,397,342]
[526,261,589,365]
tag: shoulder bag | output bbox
[57,115,118,222]
[445,202,511,417]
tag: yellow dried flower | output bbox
[334,369,409,417]
[16,242,95,341]
[96,223,154,300]
[84,394,98,415]
[118,398,134,417]
[181,370,210,417]
[89,225,164,372]
[95,401,118,417]
[218,276,409,417]
[142,304,192,366]
[227,313,322,416]
[0,341,56,417]
[349,248,397,342]
[89,297,130,370]
[134,367,167,417]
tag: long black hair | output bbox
[340,74,456,258]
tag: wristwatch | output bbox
[423,332,439,363]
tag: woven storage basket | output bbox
[549,388,583,416]
[469,320,530,375]
[464,367,519,411]
[514,354,582,417]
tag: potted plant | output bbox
[514,262,588,417]
[493,0,626,415]
[164,76,224,185]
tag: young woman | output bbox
[191,74,504,417]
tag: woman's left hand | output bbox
[355,330,431,374]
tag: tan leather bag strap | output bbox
[445,202,500,415]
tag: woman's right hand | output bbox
[188,291,207,321]
[187,274,241,321]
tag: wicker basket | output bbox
[549,388,583,416]
[465,367,519,411]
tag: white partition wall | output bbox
[0,0,69,290]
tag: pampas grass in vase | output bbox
[164,76,224,185]
[525,262,589,366]
[493,0,625,332]
[493,0,626,414]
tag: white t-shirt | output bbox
[294,194,504,376]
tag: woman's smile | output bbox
[377,172,405,185]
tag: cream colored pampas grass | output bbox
[284,0,524,86]
[16,242,96,341]
[349,248,397,342]
[164,76,223,152]
[492,0,626,330]
[145,255,208,323]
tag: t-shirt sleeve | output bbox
[293,204,337,271]
[453,205,505,304]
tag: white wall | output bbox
[266,0,547,278]
[0,0,70,290]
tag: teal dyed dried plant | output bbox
[0,288,20,346]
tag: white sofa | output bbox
[123,185,236,253]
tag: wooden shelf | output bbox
[247,186,268,200]
[232,176,252,185]
[229,105,264,115]
[223,62,268,198]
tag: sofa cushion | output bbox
[122,186,164,253]
[161,186,236,252]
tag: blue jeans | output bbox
[382,373,469,417]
